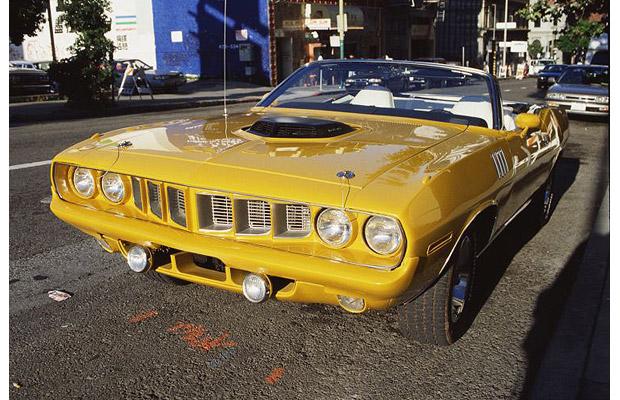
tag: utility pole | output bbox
[502,0,508,74]
[47,0,57,62]
[338,0,345,59]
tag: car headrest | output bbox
[350,87,395,108]
[451,96,493,128]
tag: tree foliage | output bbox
[528,40,544,59]
[48,0,115,105]
[517,0,608,60]
[9,0,48,45]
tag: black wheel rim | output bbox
[450,235,474,323]
[542,177,554,221]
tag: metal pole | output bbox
[502,0,508,73]
[223,0,228,117]
[492,4,496,40]
[339,0,345,59]
[47,0,57,62]
[462,46,465,66]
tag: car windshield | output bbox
[259,61,494,128]
[543,65,565,72]
[558,67,609,86]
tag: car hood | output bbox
[549,83,608,96]
[538,72,562,78]
[56,110,469,207]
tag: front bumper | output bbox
[546,101,609,116]
[51,194,418,311]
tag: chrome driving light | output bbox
[72,167,95,197]
[126,245,152,273]
[337,295,366,313]
[101,172,125,203]
[242,273,271,303]
[364,216,403,255]
[316,209,352,247]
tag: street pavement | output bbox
[9,78,609,399]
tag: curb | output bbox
[9,94,266,124]
[530,186,609,399]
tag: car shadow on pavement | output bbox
[455,155,580,348]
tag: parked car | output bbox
[113,59,187,93]
[529,58,555,76]
[10,60,37,69]
[9,62,53,96]
[546,65,609,116]
[50,60,569,346]
[537,64,568,89]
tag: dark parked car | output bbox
[9,62,53,96]
[113,59,187,94]
[537,64,568,89]
[546,65,609,116]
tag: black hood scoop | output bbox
[246,116,354,139]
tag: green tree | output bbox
[517,0,608,61]
[528,40,544,59]
[48,0,115,105]
[9,0,48,45]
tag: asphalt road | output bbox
[9,78,609,399]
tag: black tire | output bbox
[144,269,191,285]
[398,230,478,346]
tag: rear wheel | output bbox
[398,230,478,346]
[535,167,556,226]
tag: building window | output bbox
[534,19,541,27]
[54,17,63,33]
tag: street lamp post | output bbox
[502,0,508,74]
[338,0,345,59]
[47,0,57,62]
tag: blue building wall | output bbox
[152,0,270,84]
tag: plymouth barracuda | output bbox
[50,60,569,345]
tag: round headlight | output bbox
[73,168,95,197]
[316,209,352,247]
[595,96,609,104]
[364,216,403,255]
[101,172,125,203]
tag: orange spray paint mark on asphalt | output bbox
[265,367,285,384]
[128,310,158,323]
[167,323,237,352]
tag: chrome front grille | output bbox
[247,200,271,230]
[147,182,162,218]
[167,187,186,227]
[286,204,310,232]
[235,199,271,235]
[211,195,233,226]
[565,94,596,102]
[197,194,233,231]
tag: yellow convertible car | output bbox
[50,60,568,345]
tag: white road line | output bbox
[505,89,512,92]
[520,86,527,89]
[9,160,52,171]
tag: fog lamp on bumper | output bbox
[126,245,153,273]
[242,273,271,303]
[337,295,366,313]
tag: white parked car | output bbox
[529,59,555,76]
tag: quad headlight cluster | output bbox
[70,167,127,203]
[546,92,565,100]
[316,208,404,255]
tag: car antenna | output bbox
[222,0,228,119]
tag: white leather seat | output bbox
[350,87,395,108]
[450,95,493,128]
[502,107,517,130]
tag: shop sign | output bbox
[305,18,332,30]
[510,41,528,53]
[329,35,340,47]
[282,20,303,30]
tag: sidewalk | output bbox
[530,187,609,399]
[9,79,271,124]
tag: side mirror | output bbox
[515,113,541,131]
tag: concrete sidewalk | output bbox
[9,79,270,125]
[530,187,609,399]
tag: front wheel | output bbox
[398,231,478,346]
